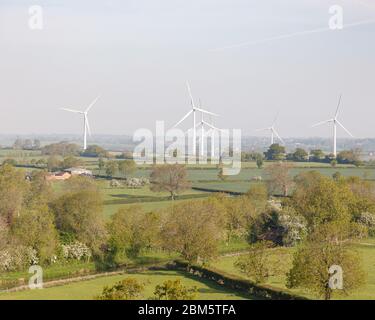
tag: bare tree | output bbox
[150,164,191,200]
[265,162,294,197]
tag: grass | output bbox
[100,185,211,217]
[211,240,375,300]
[0,261,96,291]
[0,239,248,294]
[0,270,249,300]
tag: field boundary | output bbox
[0,264,169,294]
[191,187,245,195]
[169,260,308,300]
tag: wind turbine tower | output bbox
[312,95,353,157]
[61,95,100,150]
[256,113,284,145]
[173,82,218,155]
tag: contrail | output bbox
[211,19,375,52]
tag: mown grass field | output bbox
[0,270,249,300]
[211,239,375,300]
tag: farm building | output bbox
[64,167,93,176]
[46,172,72,181]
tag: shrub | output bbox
[0,246,38,272]
[235,241,273,284]
[358,212,375,228]
[126,178,149,189]
[357,212,375,237]
[278,209,307,247]
[96,278,144,300]
[62,242,92,261]
[153,279,197,300]
[109,179,122,188]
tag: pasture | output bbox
[2,151,375,300]
[0,270,248,300]
[211,239,375,300]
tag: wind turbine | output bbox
[312,95,353,157]
[195,110,222,157]
[61,95,100,150]
[256,113,284,145]
[173,82,218,155]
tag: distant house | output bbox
[64,167,93,176]
[46,172,72,181]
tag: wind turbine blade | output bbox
[202,121,221,131]
[255,127,271,132]
[86,95,100,113]
[85,115,92,136]
[336,119,354,137]
[186,81,195,108]
[272,128,285,144]
[334,94,342,119]
[312,119,332,127]
[173,110,193,128]
[61,108,83,114]
[195,107,219,117]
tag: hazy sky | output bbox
[0,0,374,138]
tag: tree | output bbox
[235,241,274,283]
[154,279,197,300]
[161,199,225,264]
[291,148,308,162]
[12,205,58,263]
[291,172,354,228]
[51,190,107,255]
[217,163,227,181]
[0,164,29,226]
[105,160,118,178]
[2,158,17,166]
[264,144,286,161]
[47,155,60,172]
[60,156,82,169]
[96,278,144,300]
[150,164,191,200]
[26,170,53,206]
[108,206,160,262]
[246,183,268,209]
[310,149,325,162]
[330,159,338,168]
[98,157,105,175]
[41,142,80,156]
[255,153,264,169]
[35,158,46,168]
[265,162,294,196]
[337,149,362,166]
[332,171,342,181]
[63,175,98,193]
[278,207,307,247]
[221,196,257,243]
[81,145,108,158]
[118,160,136,178]
[249,208,284,245]
[286,223,366,300]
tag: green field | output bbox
[211,239,375,300]
[2,152,375,300]
[0,270,248,300]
